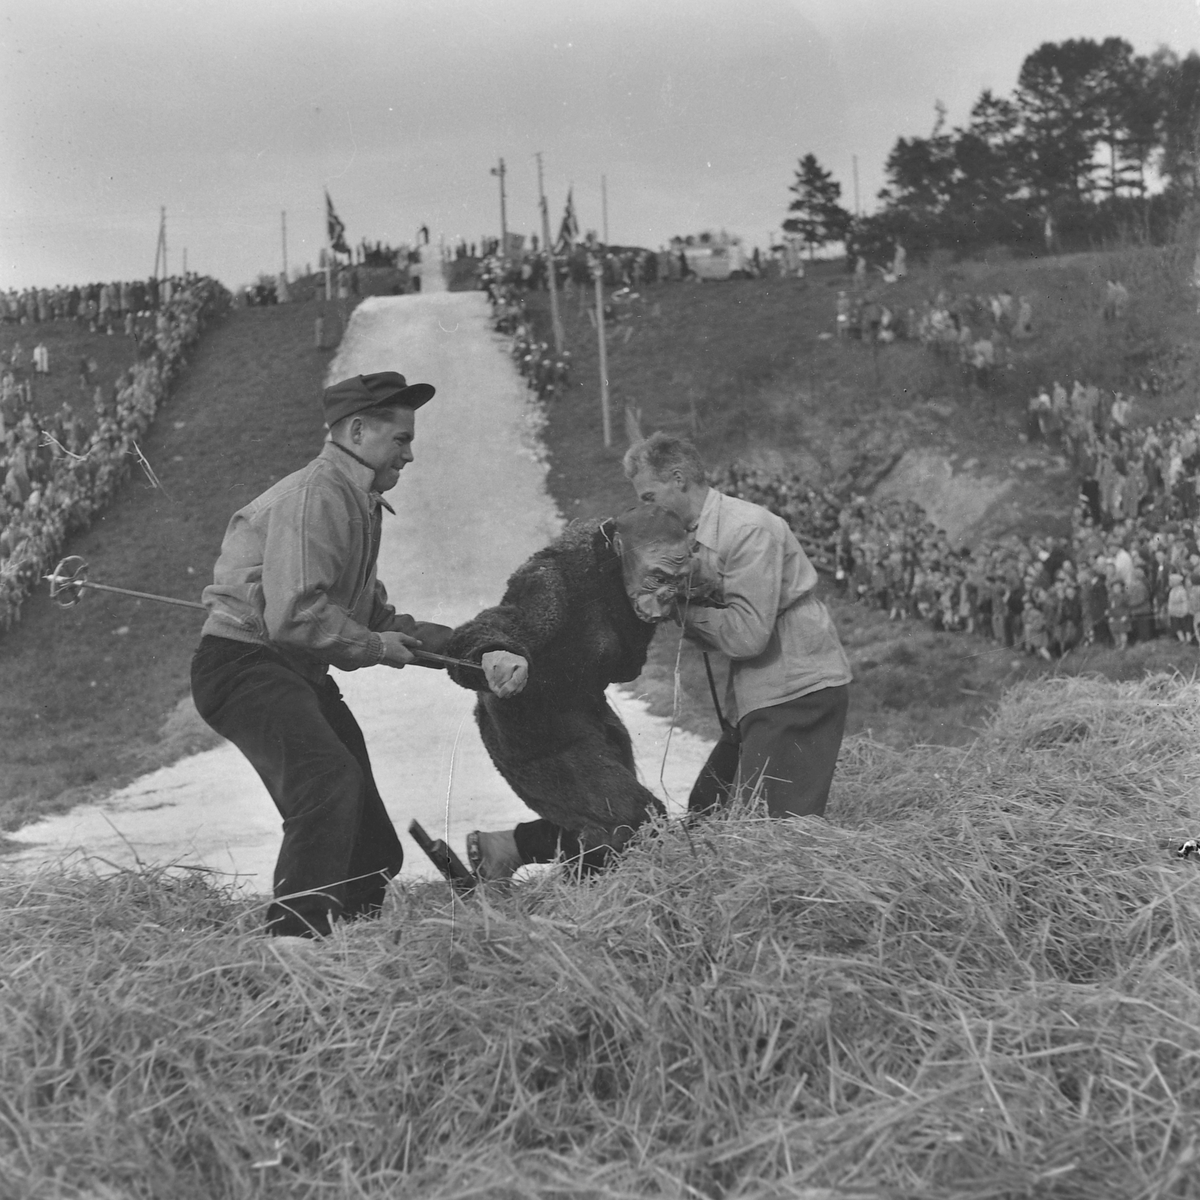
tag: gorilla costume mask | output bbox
[612,505,719,623]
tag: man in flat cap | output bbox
[191,370,528,941]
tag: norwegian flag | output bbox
[556,187,579,252]
[325,190,350,255]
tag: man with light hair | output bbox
[624,431,853,819]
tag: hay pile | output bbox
[3,674,1199,1199]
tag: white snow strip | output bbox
[6,291,713,887]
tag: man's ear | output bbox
[610,530,624,558]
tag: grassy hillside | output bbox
[0,297,354,832]
[527,244,1200,746]
[537,244,1198,523]
[4,252,1200,1195]
[4,244,1198,831]
[3,673,1199,1198]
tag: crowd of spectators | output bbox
[479,256,571,401]
[1,277,189,334]
[479,243,1196,660]
[831,286,1042,391]
[716,394,1200,659]
[0,276,230,631]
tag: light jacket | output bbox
[200,441,447,680]
[683,489,852,722]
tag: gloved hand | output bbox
[481,650,529,698]
[379,631,422,667]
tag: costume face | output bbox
[355,408,415,492]
[620,535,694,623]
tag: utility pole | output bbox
[852,155,861,217]
[490,158,508,258]
[535,152,564,353]
[152,206,168,279]
[601,174,608,245]
[593,256,611,447]
[281,211,288,277]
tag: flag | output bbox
[556,188,579,252]
[325,190,350,255]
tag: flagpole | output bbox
[535,152,564,353]
[593,255,611,448]
[281,211,288,277]
[325,190,332,302]
[601,174,608,246]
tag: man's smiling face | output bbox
[356,407,415,492]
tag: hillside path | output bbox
[9,291,712,884]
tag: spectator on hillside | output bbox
[1013,295,1034,339]
[1189,573,1200,644]
[1103,280,1130,321]
[1168,572,1191,642]
[1108,581,1132,650]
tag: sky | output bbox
[1,0,1198,290]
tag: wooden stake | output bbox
[594,259,611,448]
[536,152,564,353]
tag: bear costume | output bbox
[444,517,669,861]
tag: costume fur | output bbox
[445,518,665,853]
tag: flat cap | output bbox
[322,371,435,426]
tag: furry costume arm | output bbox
[444,558,569,691]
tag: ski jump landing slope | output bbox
[9,290,713,884]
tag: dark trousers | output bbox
[190,635,403,937]
[688,684,850,819]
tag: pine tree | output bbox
[783,154,852,258]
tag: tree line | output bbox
[783,38,1200,264]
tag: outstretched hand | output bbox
[482,650,529,698]
[379,631,422,668]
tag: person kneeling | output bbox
[444,505,708,880]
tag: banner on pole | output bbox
[325,190,350,255]
[556,187,579,253]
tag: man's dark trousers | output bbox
[688,684,850,819]
[191,635,403,937]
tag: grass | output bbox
[0,296,355,833]
[0,319,147,440]
[5,250,1200,1196]
[3,672,1200,1197]
[529,243,1200,746]
[5,243,1197,826]
[536,247,1199,527]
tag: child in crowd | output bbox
[1168,571,1191,642]
[1108,580,1131,651]
[1023,590,1051,660]
[1189,572,1200,646]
